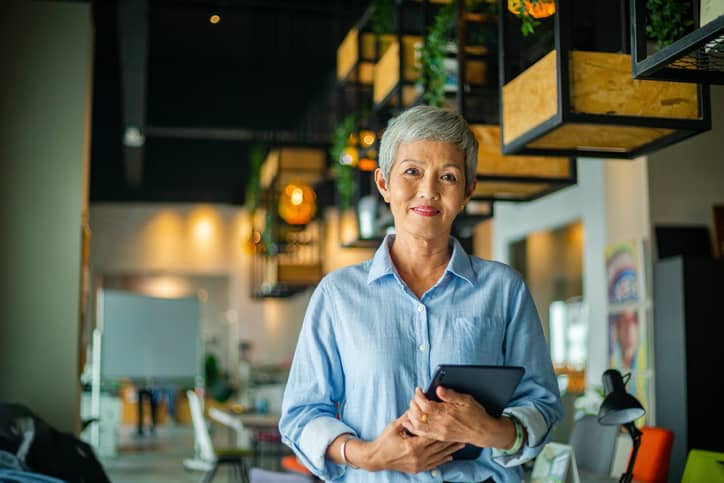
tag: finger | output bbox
[436,386,467,404]
[429,441,466,459]
[424,443,466,469]
[414,391,438,415]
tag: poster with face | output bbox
[608,309,647,372]
[605,242,643,306]
[605,240,653,425]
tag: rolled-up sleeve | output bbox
[492,278,563,466]
[279,280,355,481]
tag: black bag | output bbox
[0,404,110,483]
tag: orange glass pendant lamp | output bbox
[278,182,317,225]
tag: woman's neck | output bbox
[389,233,452,297]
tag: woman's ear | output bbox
[464,179,477,203]
[375,168,390,203]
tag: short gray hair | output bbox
[378,105,478,193]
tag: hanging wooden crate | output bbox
[498,0,711,159]
[471,125,576,201]
[373,35,424,108]
[337,25,395,85]
[631,0,724,84]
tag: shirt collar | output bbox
[367,234,476,286]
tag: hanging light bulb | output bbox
[279,182,317,225]
[340,145,359,167]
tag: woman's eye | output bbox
[403,167,419,176]
[441,173,457,182]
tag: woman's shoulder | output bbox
[467,255,525,284]
[318,259,374,287]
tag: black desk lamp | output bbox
[597,369,646,483]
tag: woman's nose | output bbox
[418,177,440,200]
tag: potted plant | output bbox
[645,0,693,49]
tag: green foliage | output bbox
[330,114,357,211]
[420,2,457,107]
[514,0,541,37]
[244,144,264,215]
[372,0,395,36]
[645,0,693,49]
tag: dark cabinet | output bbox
[653,256,724,482]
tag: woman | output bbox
[279,106,562,482]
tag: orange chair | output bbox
[630,426,674,482]
[280,455,316,480]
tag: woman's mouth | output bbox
[411,206,440,217]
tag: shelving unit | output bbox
[372,1,433,116]
[631,0,724,84]
[456,1,577,201]
[250,148,326,298]
[456,5,499,124]
[498,0,711,159]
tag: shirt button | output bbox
[417,305,424,313]
[431,469,440,477]
[419,343,428,352]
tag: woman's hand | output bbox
[402,387,517,450]
[348,414,465,474]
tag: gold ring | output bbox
[421,413,428,424]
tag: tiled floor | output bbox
[101,424,290,483]
[101,424,202,483]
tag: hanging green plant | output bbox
[244,144,264,216]
[509,0,556,37]
[645,0,693,49]
[330,114,358,211]
[420,2,457,108]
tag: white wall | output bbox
[0,1,92,434]
[647,85,724,258]
[89,204,375,375]
[493,159,619,387]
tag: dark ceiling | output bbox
[90,0,369,205]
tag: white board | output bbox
[100,290,201,381]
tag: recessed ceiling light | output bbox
[209,14,221,24]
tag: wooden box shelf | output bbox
[373,35,424,108]
[498,0,711,159]
[337,26,395,85]
[631,0,724,84]
[471,124,576,201]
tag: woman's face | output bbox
[375,139,473,242]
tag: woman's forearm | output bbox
[325,434,378,471]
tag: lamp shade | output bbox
[598,369,645,425]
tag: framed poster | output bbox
[605,239,654,425]
[605,241,646,307]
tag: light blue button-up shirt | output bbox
[280,235,562,482]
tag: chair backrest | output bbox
[249,467,312,483]
[681,449,724,483]
[186,390,216,462]
[568,414,619,474]
[631,426,674,483]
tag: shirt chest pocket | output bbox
[433,315,505,365]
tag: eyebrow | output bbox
[398,159,463,171]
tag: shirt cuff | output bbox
[491,406,549,466]
[298,416,356,472]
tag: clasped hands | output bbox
[360,386,515,474]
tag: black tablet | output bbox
[424,364,525,460]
